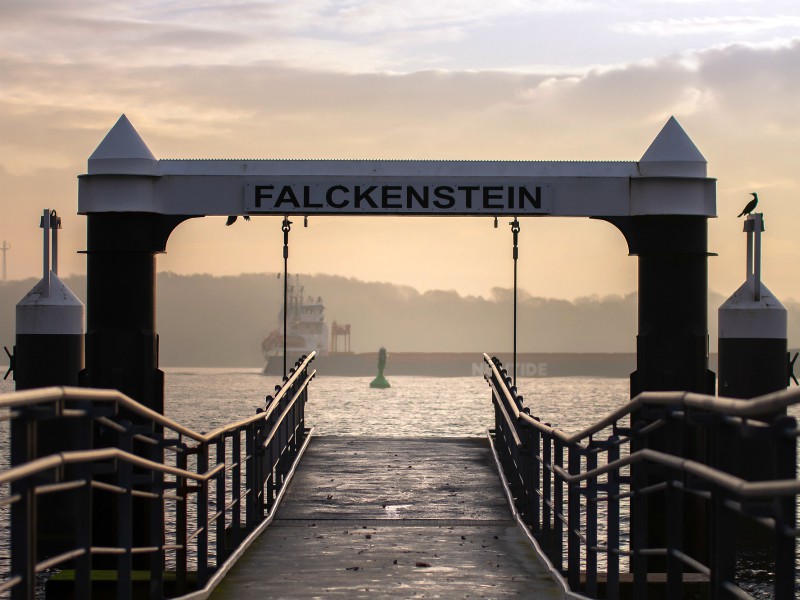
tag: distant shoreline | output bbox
[264,351,645,378]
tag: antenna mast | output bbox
[1,241,9,282]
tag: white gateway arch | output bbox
[77,115,716,414]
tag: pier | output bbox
[2,353,799,598]
[1,116,798,598]
[210,437,561,598]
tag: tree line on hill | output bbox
[1,273,798,367]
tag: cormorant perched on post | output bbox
[225,215,251,226]
[737,192,758,217]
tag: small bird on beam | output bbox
[737,192,758,217]
[225,215,251,226]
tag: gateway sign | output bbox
[245,180,551,215]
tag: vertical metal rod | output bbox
[10,418,35,600]
[532,424,541,529]
[50,211,59,275]
[542,436,552,557]
[567,445,581,591]
[553,439,564,571]
[74,467,92,599]
[118,426,134,600]
[282,217,292,378]
[232,431,242,545]
[631,441,648,600]
[279,391,289,482]
[746,225,753,280]
[41,208,50,297]
[245,423,256,529]
[665,411,685,600]
[196,445,208,586]
[585,448,598,597]
[266,406,276,511]
[1,240,10,282]
[216,438,227,567]
[606,439,620,600]
[175,446,188,595]
[510,218,520,386]
[753,213,762,301]
[522,426,535,527]
[773,416,796,599]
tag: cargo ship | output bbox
[261,282,330,374]
[261,282,641,378]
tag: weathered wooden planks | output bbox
[210,437,562,598]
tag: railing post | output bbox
[74,469,93,600]
[494,390,506,473]
[175,444,188,596]
[256,416,268,520]
[290,371,300,456]
[567,444,581,591]
[553,438,564,574]
[520,420,535,527]
[265,396,277,512]
[542,434,553,559]
[585,445,598,598]
[606,438,620,600]
[196,444,209,587]
[117,422,134,600]
[665,408,685,600]
[530,417,541,531]
[10,412,36,600]
[293,375,301,455]
[709,486,736,600]
[245,422,256,529]
[773,416,797,600]
[630,418,648,600]
[149,432,165,600]
[216,437,227,567]
[299,371,307,436]
[232,430,242,546]
[10,478,35,600]
[277,390,287,486]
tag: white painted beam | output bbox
[78,116,716,218]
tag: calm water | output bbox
[0,370,628,596]
[0,368,797,597]
[160,368,631,437]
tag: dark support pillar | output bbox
[82,212,193,411]
[601,215,715,397]
[600,215,716,573]
[81,211,193,572]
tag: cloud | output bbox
[614,15,800,36]
[1,32,799,300]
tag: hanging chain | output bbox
[282,216,292,378]
[510,217,520,387]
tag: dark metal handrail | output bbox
[0,352,316,600]
[485,353,800,445]
[484,353,799,600]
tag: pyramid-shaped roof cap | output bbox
[639,116,707,177]
[88,115,158,175]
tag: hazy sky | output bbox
[1,1,799,301]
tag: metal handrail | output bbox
[0,448,225,486]
[262,369,316,449]
[0,352,317,445]
[484,353,799,600]
[483,353,800,443]
[550,447,800,498]
[0,352,316,600]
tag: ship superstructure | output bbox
[262,282,330,371]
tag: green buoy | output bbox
[369,347,391,389]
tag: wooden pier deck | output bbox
[210,436,562,598]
